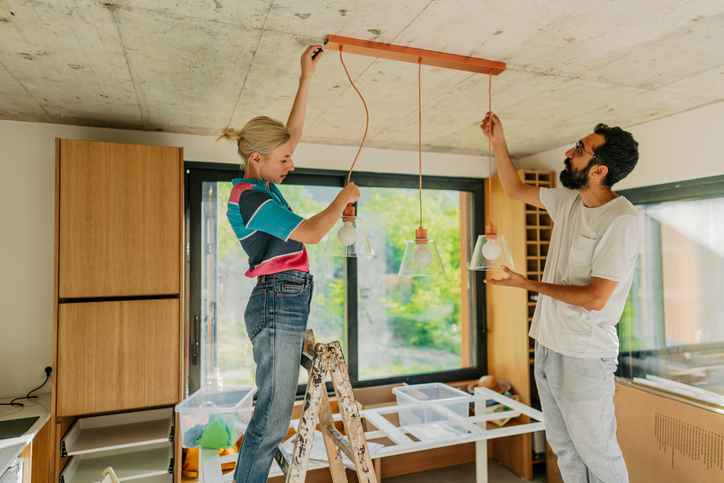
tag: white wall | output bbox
[0,120,486,399]
[515,101,724,190]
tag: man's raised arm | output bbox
[481,112,544,209]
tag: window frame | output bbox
[185,162,488,395]
[616,174,724,380]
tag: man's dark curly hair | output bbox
[592,124,639,188]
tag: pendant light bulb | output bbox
[399,228,445,277]
[413,244,433,267]
[482,238,502,260]
[337,221,358,246]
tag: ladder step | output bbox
[301,351,314,372]
[325,425,354,462]
[275,444,291,476]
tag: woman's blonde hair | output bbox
[216,116,292,169]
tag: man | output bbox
[481,112,641,483]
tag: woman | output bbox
[218,45,360,483]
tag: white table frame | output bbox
[198,387,544,482]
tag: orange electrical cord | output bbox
[418,57,423,229]
[487,68,493,226]
[339,46,370,185]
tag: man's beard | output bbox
[559,158,596,190]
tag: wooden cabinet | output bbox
[57,299,180,417]
[52,139,183,482]
[485,169,555,479]
[57,141,180,299]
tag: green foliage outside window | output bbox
[210,181,467,386]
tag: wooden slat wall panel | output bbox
[57,299,179,416]
[58,140,180,298]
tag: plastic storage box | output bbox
[392,383,470,441]
[175,386,256,449]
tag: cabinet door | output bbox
[58,140,180,298]
[57,299,180,416]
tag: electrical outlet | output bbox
[38,364,52,378]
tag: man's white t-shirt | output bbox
[529,187,643,359]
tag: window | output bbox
[186,165,486,395]
[617,176,724,406]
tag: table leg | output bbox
[474,396,488,483]
[200,447,223,483]
[475,440,488,483]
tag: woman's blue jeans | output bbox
[233,270,313,483]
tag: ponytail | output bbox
[215,116,292,170]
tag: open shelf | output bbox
[63,408,173,457]
[487,169,555,480]
[60,443,173,483]
[522,170,554,443]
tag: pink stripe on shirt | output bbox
[245,246,310,277]
[229,182,254,204]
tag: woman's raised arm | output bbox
[286,45,323,151]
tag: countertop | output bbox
[0,393,51,476]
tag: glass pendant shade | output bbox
[399,228,446,277]
[322,205,373,258]
[469,224,514,271]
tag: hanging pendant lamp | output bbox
[469,70,514,271]
[322,45,373,258]
[399,59,445,277]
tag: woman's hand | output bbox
[339,182,360,204]
[480,111,506,146]
[300,44,323,80]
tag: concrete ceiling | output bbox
[2,0,723,158]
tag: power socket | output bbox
[38,364,52,378]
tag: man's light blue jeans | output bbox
[534,342,629,483]
[233,270,313,483]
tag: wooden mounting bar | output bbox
[325,34,506,75]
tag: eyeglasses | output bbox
[572,141,603,163]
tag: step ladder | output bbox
[275,330,378,483]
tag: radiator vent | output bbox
[655,412,724,470]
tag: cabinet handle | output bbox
[192,315,199,365]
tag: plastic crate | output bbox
[175,386,256,449]
[392,383,470,441]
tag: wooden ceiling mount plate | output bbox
[324,34,506,75]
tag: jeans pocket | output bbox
[277,280,305,296]
[244,289,266,342]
